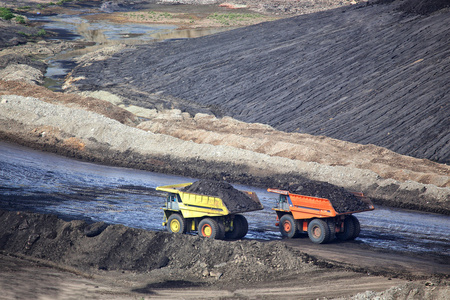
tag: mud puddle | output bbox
[1,141,449,258]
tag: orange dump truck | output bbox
[268,188,374,244]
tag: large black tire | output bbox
[336,215,355,241]
[167,214,186,234]
[217,219,226,240]
[326,218,336,243]
[279,214,299,238]
[198,218,220,239]
[235,215,248,239]
[349,215,361,240]
[307,219,331,244]
[225,214,248,239]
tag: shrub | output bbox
[0,7,15,20]
[37,29,47,36]
[15,15,26,24]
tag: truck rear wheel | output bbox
[326,218,336,242]
[336,215,355,241]
[279,214,299,238]
[198,218,220,239]
[217,220,226,240]
[167,214,186,234]
[225,214,248,239]
[349,215,360,240]
[308,219,330,244]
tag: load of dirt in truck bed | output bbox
[182,180,262,213]
[277,180,371,213]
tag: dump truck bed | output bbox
[157,183,263,217]
[268,188,374,219]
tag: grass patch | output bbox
[56,0,73,5]
[1,6,27,24]
[17,29,47,38]
[120,10,276,27]
[37,29,47,36]
[17,31,30,37]
[0,7,15,20]
[15,15,26,24]
[207,12,264,26]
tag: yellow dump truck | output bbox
[156,181,263,239]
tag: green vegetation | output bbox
[37,29,47,36]
[147,11,172,20]
[0,7,15,20]
[56,0,72,5]
[15,15,26,24]
[124,11,173,21]
[1,6,27,24]
[17,29,47,38]
[207,12,262,26]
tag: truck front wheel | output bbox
[279,214,299,238]
[167,214,186,234]
[308,219,330,244]
[198,218,220,239]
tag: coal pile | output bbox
[182,180,262,214]
[277,181,371,213]
[68,0,450,163]
[398,0,450,15]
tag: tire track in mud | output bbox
[68,1,450,163]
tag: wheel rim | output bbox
[170,219,180,233]
[312,225,322,238]
[283,221,292,233]
[202,224,212,237]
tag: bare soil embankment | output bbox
[1,209,448,299]
[66,0,450,164]
[1,81,449,214]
